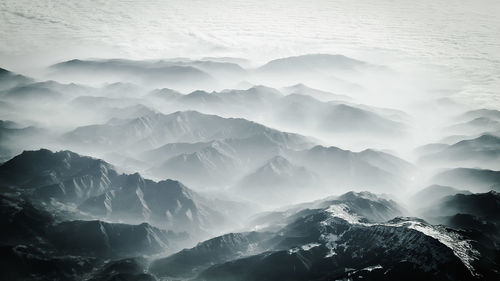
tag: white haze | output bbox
[1,0,500,211]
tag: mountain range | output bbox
[0,149,242,236]
[150,191,497,281]
[418,134,500,170]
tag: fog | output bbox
[2,53,499,214]
[1,1,500,280]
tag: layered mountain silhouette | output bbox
[459,109,500,122]
[419,134,500,169]
[282,83,353,102]
[2,53,499,281]
[422,191,500,254]
[49,220,179,258]
[430,167,500,192]
[143,139,414,195]
[49,58,251,92]
[257,54,366,74]
[0,67,33,91]
[63,110,313,153]
[150,191,495,281]
[437,191,500,220]
[410,184,471,209]
[0,149,233,235]
[143,85,406,137]
[232,155,322,205]
[445,117,500,136]
[0,120,48,162]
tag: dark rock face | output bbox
[0,149,226,234]
[0,194,54,246]
[431,168,500,192]
[0,149,118,203]
[1,149,499,280]
[150,232,271,278]
[0,244,98,281]
[48,220,172,258]
[63,110,312,152]
[439,191,500,220]
[0,149,226,279]
[88,258,157,281]
[150,192,496,281]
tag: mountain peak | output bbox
[259,155,296,175]
[0,67,11,75]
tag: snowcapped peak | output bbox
[324,204,364,225]
[386,217,481,276]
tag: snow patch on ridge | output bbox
[320,203,480,276]
[288,242,321,254]
[386,219,480,276]
[324,204,364,225]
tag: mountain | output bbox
[436,191,500,220]
[142,134,290,189]
[282,83,352,102]
[105,104,157,120]
[144,85,406,137]
[410,185,471,209]
[419,134,500,169]
[79,175,227,234]
[414,143,450,155]
[247,191,406,232]
[70,95,144,110]
[0,197,181,279]
[142,132,287,167]
[150,192,492,281]
[431,168,500,192]
[144,137,413,195]
[0,149,230,236]
[232,155,321,205]
[459,109,500,122]
[175,60,247,83]
[64,110,313,153]
[0,244,98,281]
[285,145,415,193]
[98,82,144,98]
[357,148,415,178]
[144,85,283,119]
[0,149,117,203]
[445,117,500,135]
[326,191,406,222]
[0,67,33,91]
[423,191,500,251]
[273,94,406,136]
[48,220,178,259]
[87,257,156,281]
[149,144,241,188]
[258,54,366,74]
[0,194,54,246]
[0,80,91,103]
[50,59,217,90]
[1,82,62,102]
[195,220,476,281]
[254,54,371,94]
[149,232,272,279]
[146,87,183,102]
[0,121,48,162]
[0,192,185,279]
[139,141,212,164]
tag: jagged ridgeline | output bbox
[1,51,500,281]
[0,150,498,280]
